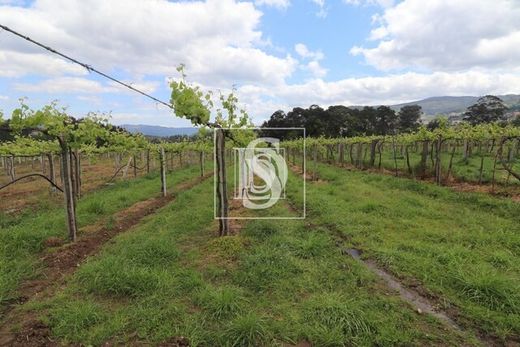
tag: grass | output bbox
[287,161,520,341]
[331,145,520,185]
[30,171,475,346]
[0,164,206,311]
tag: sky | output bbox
[0,0,519,127]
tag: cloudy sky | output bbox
[0,0,519,126]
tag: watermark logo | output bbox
[235,137,287,210]
[214,127,305,220]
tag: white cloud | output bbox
[13,77,160,96]
[13,77,118,94]
[0,0,296,86]
[294,43,324,60]
[310,0,327,18]
[255,0,290,9]
[238,70,520,122]
[294,44,327,78]
[343,0,395,8]
[350,0,520,71]
[0,95,8,101]
[306,61,328,78]
[0,51,87,77]
[107,81,159,95]
[1,0,519,128]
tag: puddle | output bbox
[345,248,462,331]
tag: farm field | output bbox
[0,159,518,346]
[0,162,210,318]
[2,1,520,346]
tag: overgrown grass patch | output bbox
[28,167,474,346]
[288,162,520,341]
[0,164,204,311]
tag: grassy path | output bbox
[0,164,207,315]
[288,162,520,343]
[18,173,478,346]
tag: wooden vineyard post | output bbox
[434,136,442,185]
[122,155,132,179]
[378,142,383,170]
[40,154,46,174]
[420,141,429,178]
[8,155,16,182]
[355,143,363,168]
[133,155,137,178]
[491,151,498,193]
[215,128,229,236]
[312,144,318,181]
[160,147,167,197]
[369,140,378,167]
[478,155,485,184]
[74,150,81,198]
[146,150,150,174]
[60,142,78,242]
[200,150,205,177]
[405,145,413,176]
[338,143,344,166]
[47,153,57,193]
[392,137,398,177]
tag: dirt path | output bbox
[0,172,213,347]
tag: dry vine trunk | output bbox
[369,140,378,167]
[160,147,167,197]
[47,153,56,192]
[146,150,150,174]
[338,143,344,165]
[215,128,229,236]
[199,151,205,177]
[420,141,429,178]
[434,137,442,185]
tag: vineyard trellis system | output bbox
[284,122,520,189]
[0,103,214,243]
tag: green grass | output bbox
[31,171,474,346]
[0,164,206,311]
[287,162,520,341]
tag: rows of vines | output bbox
[0,102,213,242]
[284,122,520,190]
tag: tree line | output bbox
[262,95,518,139]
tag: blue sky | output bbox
[0,0,519,126]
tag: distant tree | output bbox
[0,119,14,142]
[261,103,419,137]
[262,110,287,128]
[262,105,352,139]
[398,104,422,133]
[512,114,520,127]
[303,105,328,137]
[375,106,398,135]
[341,108,363,137]
[326,105,351,137]
[427,116,449,131]
[463,95,508,125]
[358,106,378,135]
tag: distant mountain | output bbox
[120,124,199,137]
[389,94,520,118]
